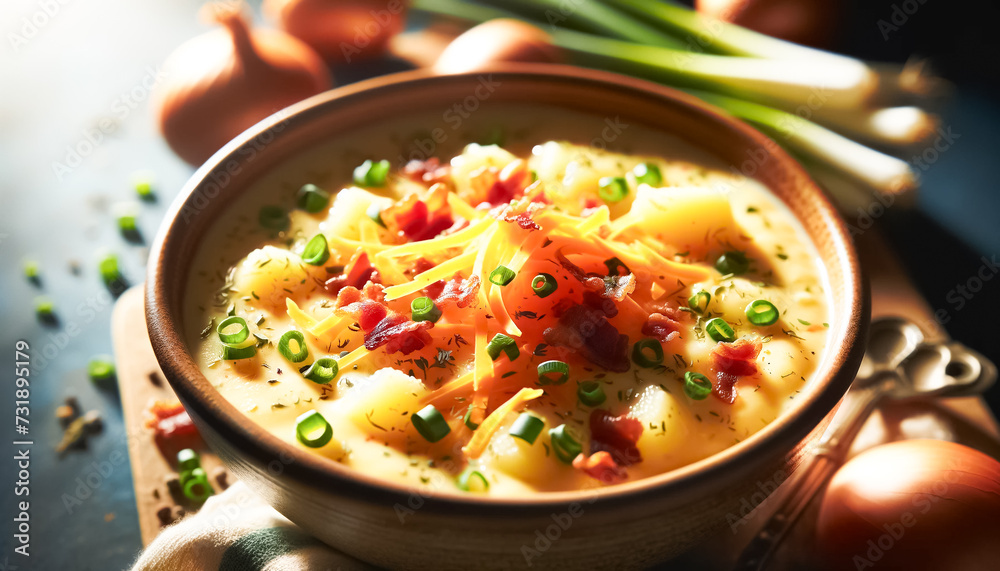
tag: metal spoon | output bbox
[734,317,997,570]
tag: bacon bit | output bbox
[403,157,450,185]
[543,304,630,372]
[582,291,618,318]
[469,160,532,206]
[556,249,636,301]
[643,312,682,343]
[326,251,375,295]
[365,313,433,355]
[573,451,628,484]
[381,185,455,242]
[589,409,643,466]
[489,198,544,231]
[145,402,203,459]
[335,282,389,331]
[710,336,763,404]
[435,274,481,308]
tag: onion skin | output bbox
[433,19,561,75]
[816,439,1000,571]
[695,0,842,48]
[155,5,331,166]
[263,0,408,64]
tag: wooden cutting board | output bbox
[112,227,999,564]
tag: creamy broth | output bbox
[184,108,830,496]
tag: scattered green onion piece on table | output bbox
[463,407,480,430]
[486,333,519,361]
[23,260,40,281]
[632,339,664,367]
[489,265,516,286]
[303,357,338,384]
[577,380,606,407]
[295,410,334,448]
[366,203,386,227]
[301,234,330,266]
[510,413,545,444]
[258,206,289,231]
[98,253,121,285]
[632,162,662,186]
[683,371,713,400]
[177,448,201,473]
[353,159,391,187]
[412,404,451,443]
[597,176,629,202]
[278,330,309,363]
[87,355,116,383]
[745,300,780,326]
[549,424,583,464]
[714,251,749,275]
[35,297,55,320]
[182,468,214,503]
[296,183,330,213]
[117,214,137,234]
[217,316,250,345]
[411,297,442,323]
[221,344,256,360]
[531,273,557,297]
[457,468,489,492]
[688,291,711,314]
[705,318,737,343]
[134,177,155,201]
[537,360,570,385]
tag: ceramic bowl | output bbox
[146,66,869,570]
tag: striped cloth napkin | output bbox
[130,481,373,571]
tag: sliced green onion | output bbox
[134,177,155,201]
[118,214,137,234]
[714,251,749,276]
[489,265,516,286]
[510,413,545,444]
[531,273,557,297]
[604,257,629,276]
[177,448,201,473]
[23,260,40,281]
[353,159,391,187]
[221,344,256,360]
[98,252,121,285]
[303,357,338,384]
[632,162,662,186]
[684,371,713,400]
[35,297,55,320]
[705,318,736,343]
[301,234,330,266]
[537,360,569,385]
[597,176,629,202]
[463,407,480,431]
[366,203,386,227]
[88,355,116,383]
[182,468,214,503]
[411,297,442,323]
[632,339,664,367]
[486,333,519,361]
[258,206,289,231]
[457,468,490,492]
[549,424,583,464]
[746,300,780,326]
[577,381,606,407]
[295,410,334,448]
[296,183,330,213]
[217,316,250,345]
[412,404,451,443]
[688,291,711,314]
[278,330,309,363]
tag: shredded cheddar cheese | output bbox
[462,387,544,459]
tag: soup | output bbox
[185,128,830,496]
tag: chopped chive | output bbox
[486,333,519,361]
[296,410,334,448]
[411,297,442,323]
[217,316,250,345]
[353,159,391,187]
[746,300,779,326]
[412,404,450,442]
[98,252,121,285]
[632,162,663,186]
[683,371,712,400]
[301,234,330,266]
[278,330,309,363]
[537,360,569,385]
[134,176,155,201]
[303,357,338,384]
[35,297,55,321]
[715,251,749,275]
[457,468,489,492]
[632,339,664,367]
[221,344,256,360]
[530,273,557,297]
[798,319,811,326]
[177,448,201,473]
[688,291,711,313]
[549,424,583,464]
[181,468,214,504]
[510,413,545,444]
[87,355,116,383]
[23,260,40,281]
[366,203,386,227]
[296,184,330,213]
[705,318,737,343]
[117,214,137,234]
[577,380,606,407]
[258,206,289,231]
[463,407,480,430]
[489,265,516,286]
[597,176,629,202]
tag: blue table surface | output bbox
[1,1,998,569]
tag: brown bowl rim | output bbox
[146,64,868,516]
